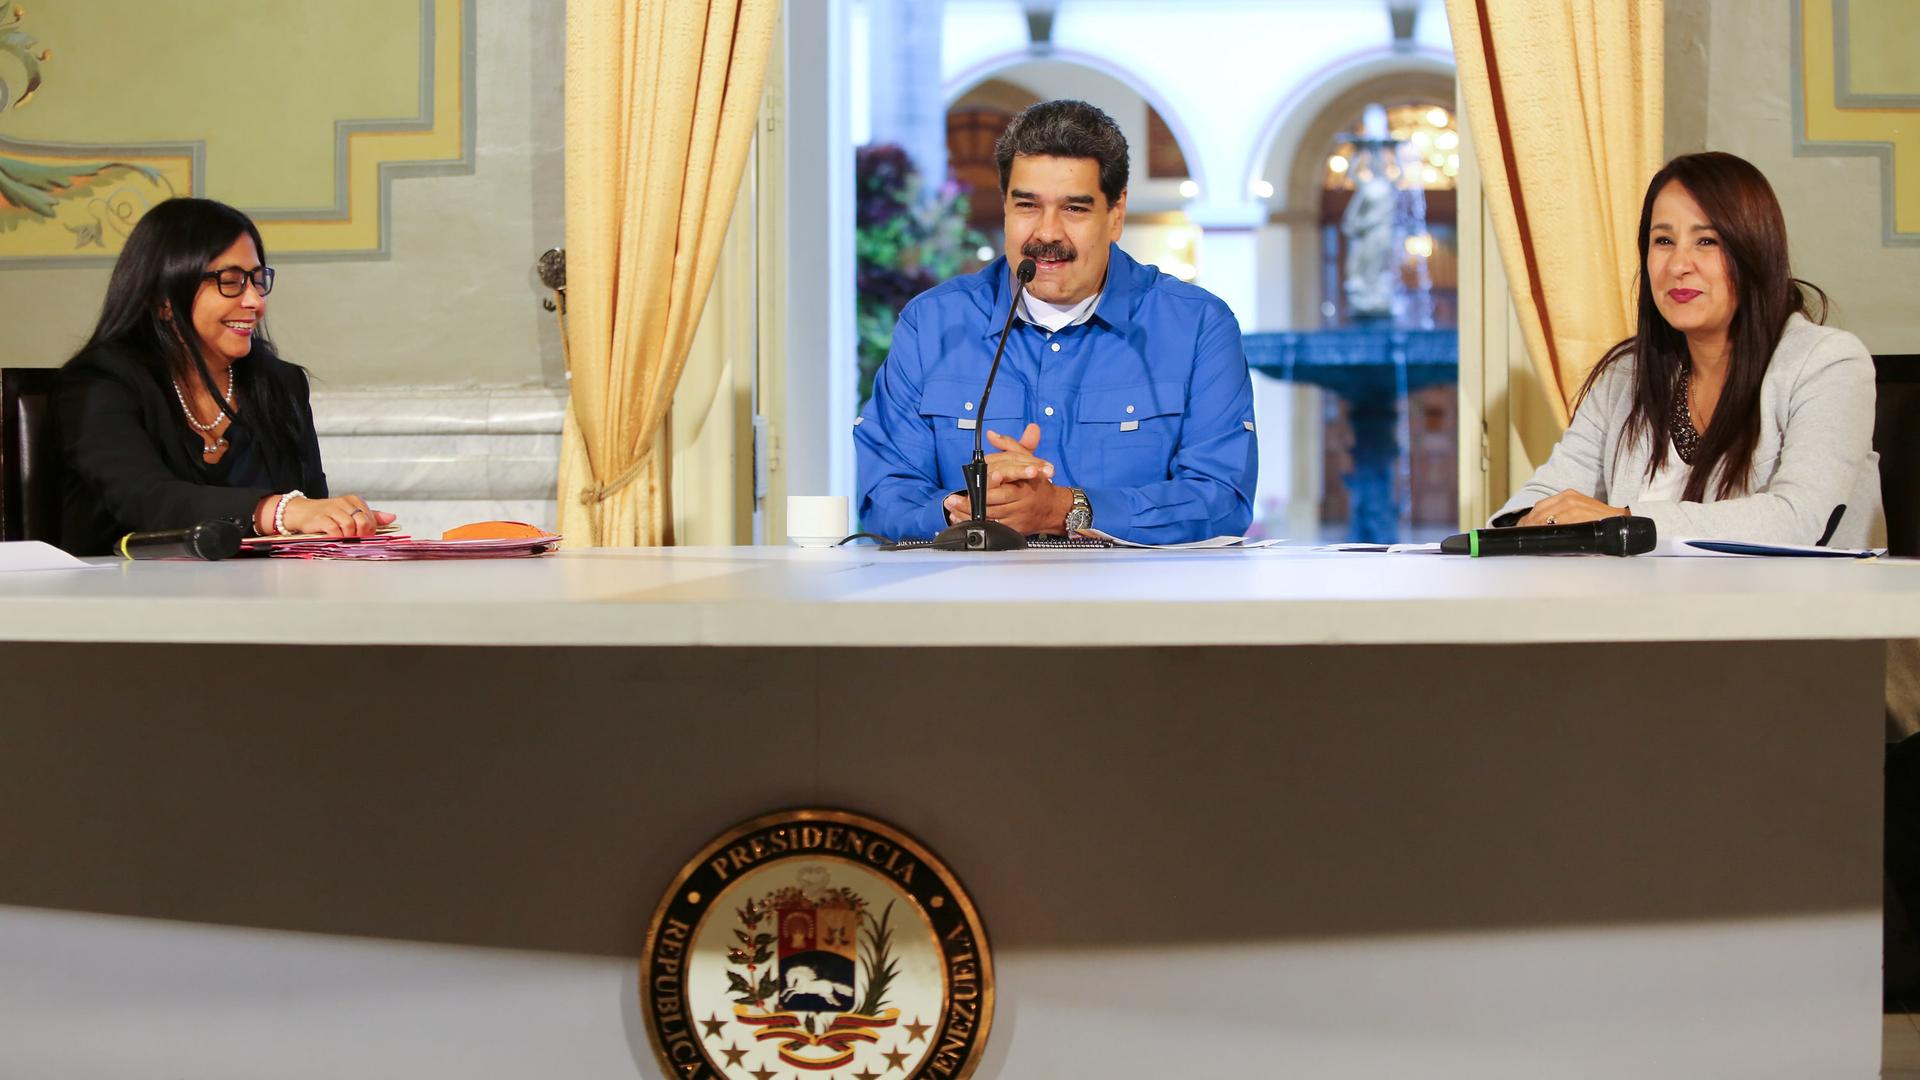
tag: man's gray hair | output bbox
[994,99,1129,205]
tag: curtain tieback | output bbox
[582,439,664,505]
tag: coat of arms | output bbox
[641,809,992,1079]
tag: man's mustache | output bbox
[1021,241,1076,263]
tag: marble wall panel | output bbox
[310,388,562,536]
[311,388,566,436]
[316,432,561,499]
[377,499,556,538]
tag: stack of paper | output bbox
[245,533,560,560]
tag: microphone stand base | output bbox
[929,519,1029,551]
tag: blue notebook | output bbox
[1667,538,1883,558]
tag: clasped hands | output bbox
[942,423,1074,535]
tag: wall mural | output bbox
[1795,0,1920,246]
[0,6,186,250]
[0,0,474,265]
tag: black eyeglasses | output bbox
[202,266,275,298]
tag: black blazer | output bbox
[57,342,328,555]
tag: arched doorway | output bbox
[1261,69,1460,540]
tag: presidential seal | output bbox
[641,809,993,1080]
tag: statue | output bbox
[1341,153,1397,320]
[1340,104,1398,321]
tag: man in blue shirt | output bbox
[855,99,1257,544]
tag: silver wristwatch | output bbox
[1063,487,1092,535]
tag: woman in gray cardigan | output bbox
[1496,152,1879,548]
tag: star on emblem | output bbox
[881,1046,911,1072]
[851,1066,882,1080]
[748,1067,779,1080]
[902,1016,931,1044]
[700,1014,728,1040]
[720,1042,750,1067]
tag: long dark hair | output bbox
[1577,151,1827,501]
[77,197,309,477]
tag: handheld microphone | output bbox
[117,519,243,561]
[930,257,1037,552]
[1440,515,1656,557]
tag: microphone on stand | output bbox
[930,257,1038,552]
[116,519,244,561]
[1439,515,1656,556]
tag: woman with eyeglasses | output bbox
[57,197,393,554]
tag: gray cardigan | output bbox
[1496,313,1881,548]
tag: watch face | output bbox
[1064,489,1091,533]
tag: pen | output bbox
[1816,505,1845,547]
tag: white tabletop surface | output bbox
[3,545,1920,648]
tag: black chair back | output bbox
[1876,356,1920,558]
[0,368,62,545]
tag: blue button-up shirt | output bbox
[855,245,1257,543]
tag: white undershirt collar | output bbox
[1016,286,1101,335]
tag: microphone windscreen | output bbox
[188,519,243,560]
[1015,258,1036,283]
[1613,515,1656,555]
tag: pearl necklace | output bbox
[172,367,236,456]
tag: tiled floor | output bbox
[1889,1001,1920,1078]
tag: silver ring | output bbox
[349,508,366,516]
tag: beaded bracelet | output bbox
[274,489,305,536]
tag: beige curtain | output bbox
[1446,0,1663,427]
[557,0,778,546]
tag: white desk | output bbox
[1,544,1918,646]
[1,547,1914,1079]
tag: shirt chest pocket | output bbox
[919,377,1025,471]
[1075,381,1185,482]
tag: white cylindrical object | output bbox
[785,495,850,547]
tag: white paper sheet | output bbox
[1079,529,1289,550]
[0,541,101,572]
